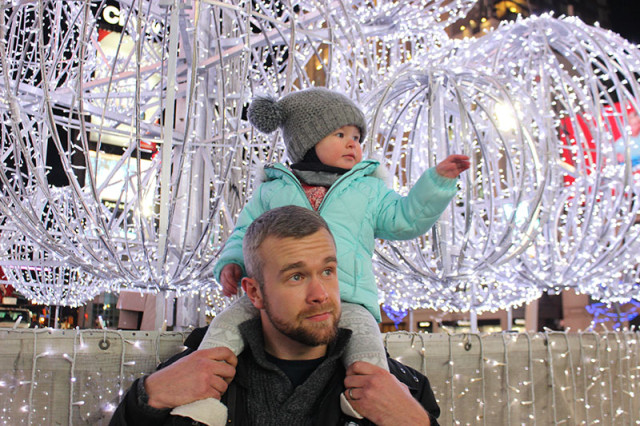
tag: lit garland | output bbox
[0,328,188,424]
[0,2,638,314]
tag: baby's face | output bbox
[315,125,362,170]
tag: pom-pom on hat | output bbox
[247,87,367,163]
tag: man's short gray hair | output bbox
[243,205,334,284]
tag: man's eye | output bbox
[290,273,303,281]
[322,268,334,277]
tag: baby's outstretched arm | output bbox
[220,263,243,297]
[435,154,470,178]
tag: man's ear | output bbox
[242,277,264,309]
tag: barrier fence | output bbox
[0,328,638,425]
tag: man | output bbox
[110,206,439,425]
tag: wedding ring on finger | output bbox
[348,387,359,400]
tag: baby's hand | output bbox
[435,154,470,178]
[220,263,243,297]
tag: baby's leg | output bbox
[198,295,257,354]
[338,302,388,419]
[171,296,257,426]
[339,302,388,371]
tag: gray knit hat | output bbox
[247,87,367,163]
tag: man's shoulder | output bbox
[183,326,209,349]
[387,357,423,385]
[153,326,207,370]
[387,357,440,423]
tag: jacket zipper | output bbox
[317,161,378,212]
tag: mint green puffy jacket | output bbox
[213,160,458,321]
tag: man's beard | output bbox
[263,295,340,346]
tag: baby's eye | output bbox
[336,132,345,138]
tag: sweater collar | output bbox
[235,318,352,423]
[238,317,351,370]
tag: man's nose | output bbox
[307,275,329,303]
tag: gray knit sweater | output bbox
[236,318,351,425]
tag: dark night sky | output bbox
[528,0,640,44]
[608,0,640,43]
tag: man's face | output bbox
[250,228,341,352]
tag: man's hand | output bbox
[144,347,237,409]
[435,154,470,179]
[344,362,430,426]
[220,263,243,297]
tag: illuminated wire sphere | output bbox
[1,255,104,308]
[458,14,640,300]
[366,64,547,313]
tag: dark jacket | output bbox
[109,325,440,426]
